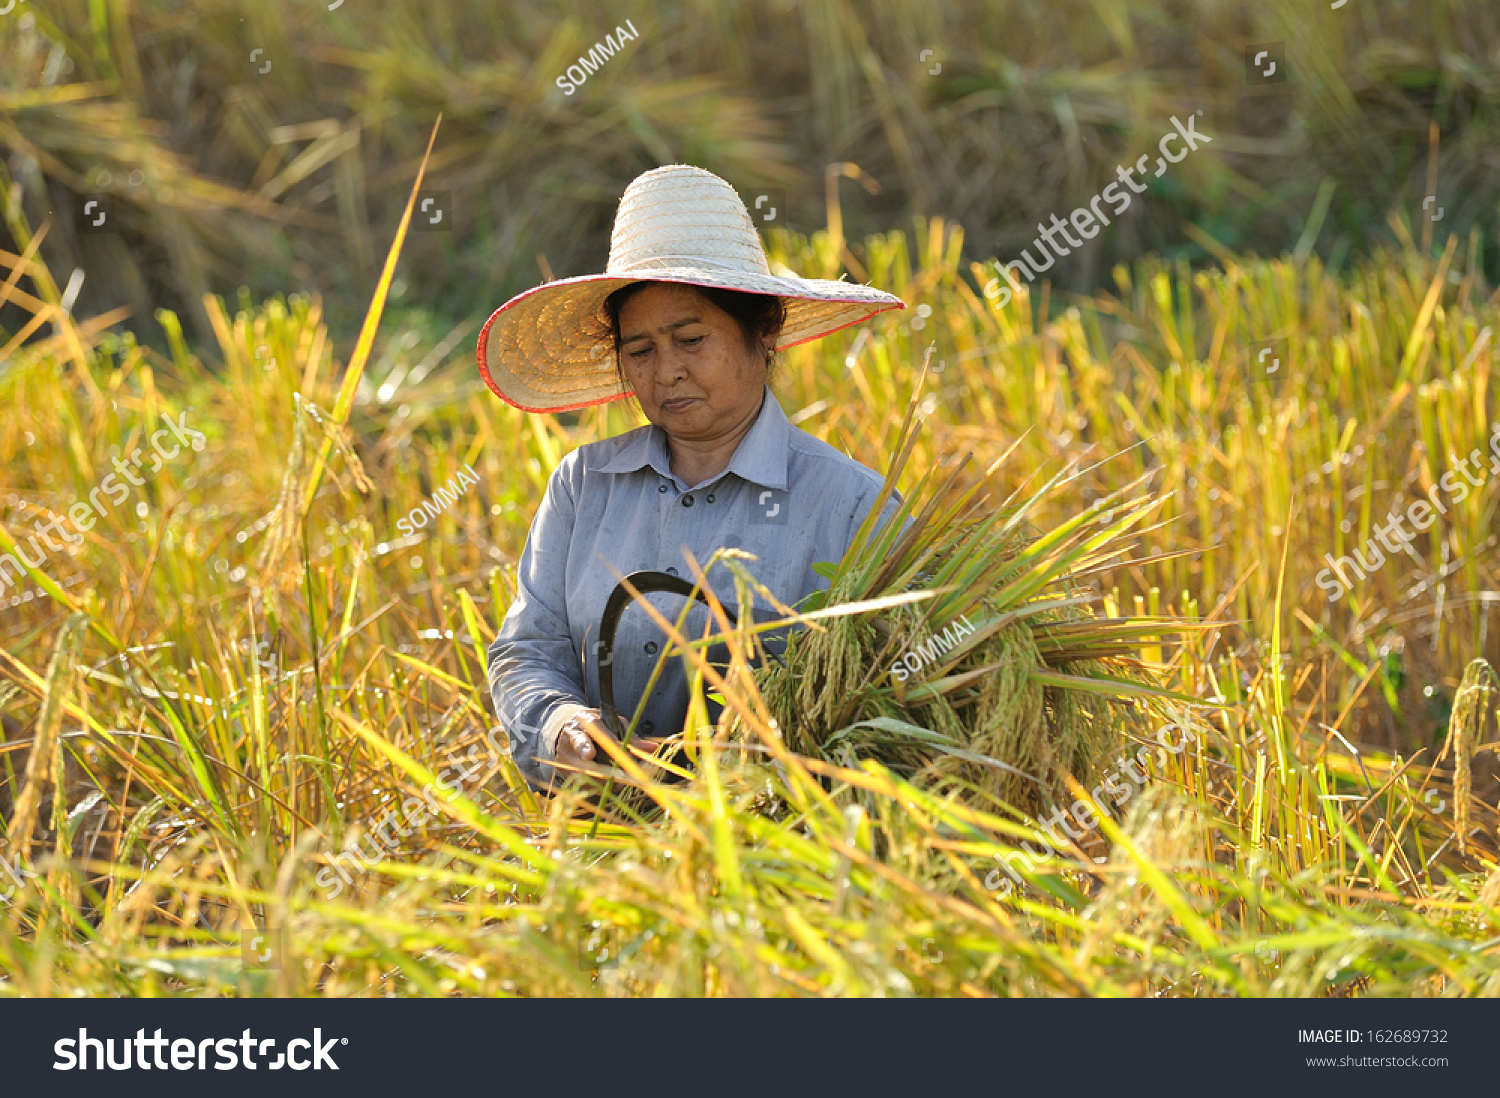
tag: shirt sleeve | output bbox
[487,456,590,790]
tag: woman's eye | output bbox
[628,347,650,359]
[681,336,704,346]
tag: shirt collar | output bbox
[596,386,789,491]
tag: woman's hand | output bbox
[553,708,614,770]
[553,709,662,772]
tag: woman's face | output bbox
[617,284,769,443]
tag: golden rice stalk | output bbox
[1440,657,1500,855]
[5,614,85,865]
[255,390,309,578]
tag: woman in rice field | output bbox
[479,163,905,789]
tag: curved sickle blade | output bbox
[595,570,738,739]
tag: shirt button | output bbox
[706,493,715,503]
[666,566,679,575]
[641,721,654,735]
[682,494,694,507]
[644,641,658,654]
[658,484,668,494]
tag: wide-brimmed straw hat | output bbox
[477,163,906,412]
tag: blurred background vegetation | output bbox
[3,0,1498,347]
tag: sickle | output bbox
[594,570,740,740]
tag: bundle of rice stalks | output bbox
[742,363,1207,816]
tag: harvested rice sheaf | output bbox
[749,528,1159,816]
[737,402,1183,816]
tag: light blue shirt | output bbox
[487,386,902,789]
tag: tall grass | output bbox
[1,175,1499,995]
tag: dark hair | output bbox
[598,282,787,395]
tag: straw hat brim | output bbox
[478,267,905,413]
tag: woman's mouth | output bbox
[660,397,698,413]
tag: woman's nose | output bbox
[654,344,688,382]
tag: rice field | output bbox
[1,141,1498,997]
